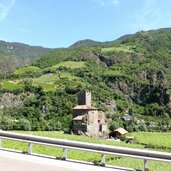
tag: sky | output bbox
[0,0,171,48]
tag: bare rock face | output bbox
[0,93,23,111]
[105,101,117,112]
[0,60,14,73]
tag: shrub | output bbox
[18,118,31,131]
[0,116,14,130]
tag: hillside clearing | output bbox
[14,66,41,75]
[1,80,23,91]
[102,46,134,53]
[50,61,86,70]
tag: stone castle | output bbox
[72,91,107,136]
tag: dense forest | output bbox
[0,28,171,132]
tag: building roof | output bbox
[73,115,86,120]
[121,115,132,121]
[114,128,128,135]
[73,105,97,110]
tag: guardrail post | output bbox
[144,159,148,171]
[0,138,2,148]
[101,154,106,166]
[63,148,68,160]
[28,142,32,154]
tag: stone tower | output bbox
[77,91,91,106]
[72,91,108,136]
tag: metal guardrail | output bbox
[0,131,170,171]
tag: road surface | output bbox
[0,149,136,171]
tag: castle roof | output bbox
[73,105,97,110]
[73,115,86,120]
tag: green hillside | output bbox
[1,80,24,91]
[14,66,41,75]
[50,61,86,70]
[0,40,52,73]
[0,28,171,133]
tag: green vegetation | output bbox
[1,80,24,91]
[32,81,56,92]
[131,132,171,150]
[102,46,134,53]
[0,28,171,133]
[1,131,171,171]
[14,66,41,75]
[31,72,84,91]
[33,74,59,83]
[0,40,51,73]
[103,69,125,78]
[50,61,86,70]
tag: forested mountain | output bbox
[0,40,52,73]
[70,39,102,48]
[0,28,171,132]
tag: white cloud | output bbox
[0,0,15,22]
[18,28,32,34]
[131,0,161,31]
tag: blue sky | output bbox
[0,0,171,48]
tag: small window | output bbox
[99,124,102,132]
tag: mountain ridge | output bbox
[0,40,53,72]
[0,28,171,132]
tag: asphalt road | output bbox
[0,149,135,171]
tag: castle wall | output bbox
[87,123,99,136]
[88,110,98,123]
[98,111,106,123]
[101,124,108,132]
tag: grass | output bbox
[1,80,24,91]
[131,132,171,150]
[32,73,84,91]
[33,73,80,83]
[32,81,56,92]
[14,66,40,75]
[32,73,63,92]
[1,131,171,171]
[50,61,86,70]
[103,70,124,77]
[1,71,85,92]
[102,46,134,53]
[33,74,60,83]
